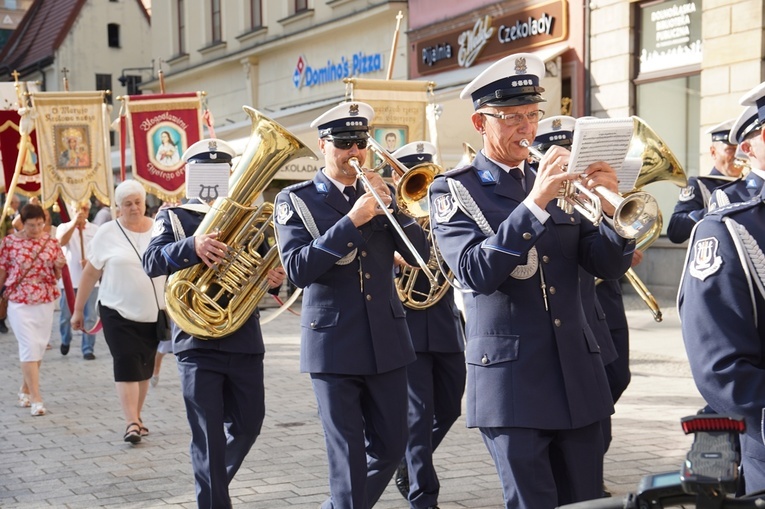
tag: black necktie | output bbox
[343,185,357,204]
[509,167,525,192]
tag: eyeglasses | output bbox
[481,110,545,126]
[327,138,368,150]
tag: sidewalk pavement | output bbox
[0,301,704,508]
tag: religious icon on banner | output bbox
[56,126,91,169]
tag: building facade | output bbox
[145,0,764,299]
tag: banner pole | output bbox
[386,11,403,80]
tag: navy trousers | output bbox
[480,422,604,509]
[312,367,409,509]
[404,352,466,508]
[176,349,265,509]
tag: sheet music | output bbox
[567,117,636,189]
[185,162,230,201]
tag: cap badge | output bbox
[349,104,359,116]
[552,119,562,131]
[416,143,424,153]
[514,57,527,75]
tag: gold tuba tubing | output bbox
[165,106,315,339]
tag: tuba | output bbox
[165,106,315,339]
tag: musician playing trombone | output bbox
[273,102,429,509]
[427,53,635,509]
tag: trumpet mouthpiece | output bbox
[519,139,531,148]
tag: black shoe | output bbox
[0,320,7,333]
[60,343,70,356]
[395,461,409,500]
[83,353,95,360]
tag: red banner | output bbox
[0,110,41,196]
[124,93,203,202]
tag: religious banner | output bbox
[344,78,436,176]
[0,81,42,196]
[122,92,204,202]
[30,91,113,208]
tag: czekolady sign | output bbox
[293,52,384,89]
[412,0,568,77]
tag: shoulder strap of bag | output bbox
[115,220,162,312]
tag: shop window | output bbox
[295,0,308,13]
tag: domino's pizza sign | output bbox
[293,52,384,89]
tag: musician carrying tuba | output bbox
[142,133,288,508]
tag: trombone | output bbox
[520,139,659,240]
[348,136,452,308]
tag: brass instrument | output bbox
[348,152,444,307]
[365,136,440,219]
[521,135,660,240]
[396,217,453,309]
[165,106,315,339]
[456,142,477,169]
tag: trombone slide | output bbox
[624,267,662,322]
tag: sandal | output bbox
[17,392,31,408]
[138,418,149,437]
[123,422,142,444]
[30,402,46,416]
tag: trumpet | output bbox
[520,139,659,240]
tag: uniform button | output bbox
[481,354,489,365]
[522,232,532,240]
[542,255,550,263]
[570,217,575,223]
[347,242,354,248]
[183,258,189,262]
[549,286,556,294]
[310,321,317,329]
[554,318,561,327]
[364,273,371,279]
[366,294,372,301]
[361,251,367,257]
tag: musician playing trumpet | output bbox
[273,102,429,509]
[427,53,635,509]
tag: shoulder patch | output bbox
[678,185,695,202]
[275,201,294,225]
[432,193,458,224]
[151,218,166,238]
[688,236,723,281]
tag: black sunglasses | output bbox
[328,138,368,150]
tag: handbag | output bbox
[116,221,172,341]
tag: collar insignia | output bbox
[478,169,496,183]
[315,182,328,193]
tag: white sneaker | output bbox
[150,375,159,387]
[30,402,46,416]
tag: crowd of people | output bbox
[2,51,764,509]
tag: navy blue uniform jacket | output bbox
[142,205,267,354]
[274,170,429,375]
[428,152,634,430]
[679,190,765,458]
[668,168,736,243]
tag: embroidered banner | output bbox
[123,93,204,201]
[345,78,436,176]
[31,91,113,208]
[0,81,42,196]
